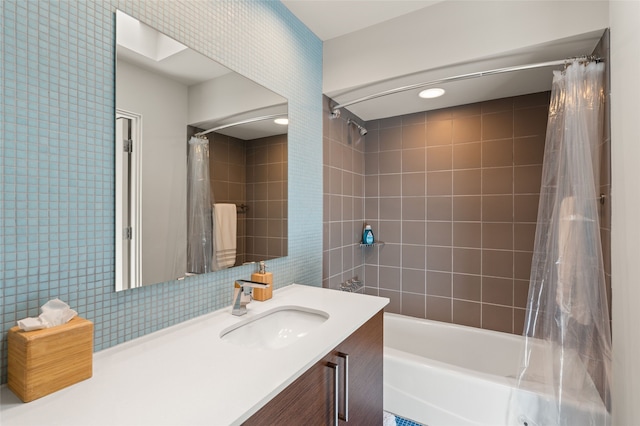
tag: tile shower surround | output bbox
[321,34,610,334]
[205,132,288,265]
[356,91,610,334]
[0,0,322,385]
[324,91,553,334]
[244,135,288,262]
[322,97,367,291]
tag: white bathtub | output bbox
[383,313,609,426]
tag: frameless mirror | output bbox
[115,10,288,291]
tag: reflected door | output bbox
[116,110,141,290]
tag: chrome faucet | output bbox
[231,279,269,316]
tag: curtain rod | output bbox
[329,58,583,118]
[194,113,287,137]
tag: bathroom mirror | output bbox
[115,10,288,291]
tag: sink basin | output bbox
[220,306,329,350]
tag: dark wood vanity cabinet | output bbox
[244,310,383,425]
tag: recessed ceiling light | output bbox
[418,88,445,99]
[274,118,289,125]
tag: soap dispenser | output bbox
[251,261,273,301]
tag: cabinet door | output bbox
[243,358,337,425]
[243,309,383,425]
[333,309,383,426]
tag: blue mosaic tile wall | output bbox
[0,0,323,384]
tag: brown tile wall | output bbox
[245,134,288,262]
[322,95,367,290]
[207,132,248,265]
[200,130,288,266]
[361,92,551,334]
[323,80,611,334]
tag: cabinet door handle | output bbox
[337,352,349,421]
[327,362,339,426]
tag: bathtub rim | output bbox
[384,312,526,343]
[383,312,523,388]
[383,312,611,423]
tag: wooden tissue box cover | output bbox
[7,317,93,402]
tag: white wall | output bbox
[324,0,610,94]
[610,1,640,424]
[188,72,286,128]
[116,60,188,286]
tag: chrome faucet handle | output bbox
[231,280,269,316]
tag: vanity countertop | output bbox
[0,284,388,425]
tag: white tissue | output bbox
[17,299,78,331]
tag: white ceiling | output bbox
[280,0,441,41]
[281,0,609,122]
[116,10,288,140]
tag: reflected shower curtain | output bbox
[509,60,611,426]
[187,136,213,274]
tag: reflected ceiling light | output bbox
[418,88,445,99]
[274,118,289,125]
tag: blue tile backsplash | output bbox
[0,0,323,383]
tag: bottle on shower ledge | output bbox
[362,224,375,245]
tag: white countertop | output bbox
[0,284,388,425]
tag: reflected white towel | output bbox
[213,203,237,269]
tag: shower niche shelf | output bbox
[359,241,385,248]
